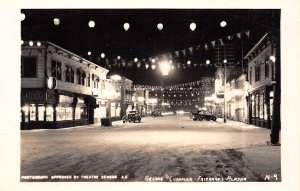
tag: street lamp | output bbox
[159,61,171,110]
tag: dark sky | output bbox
[21,9,280,85]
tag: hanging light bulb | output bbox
[157,23,163,31]
[270,55,276,62]
[190,22,196,31]
[151,64,156,70]
[134,58,138,63]
[151,58,156,63]
[117,56,121,60]
[206,60,210,65]
[187,60,191,65]
[137,62,141,68]
[101,53,105,58]
[123,23,130,31]
[21,40,24,45]
[87,51,91,56]
[21,13,25,21]
[29,41,33,46]
[223,59,227,63]
[145,63,149,69]
[53,18,60,26]
[88,20,95,28]
[37,41,41,46]
[220,21,227,27]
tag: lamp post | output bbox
[159,61,171,110]
[223,60,227,123]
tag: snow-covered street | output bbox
[21,115,281,182]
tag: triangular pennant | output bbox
[204,44,208,50]
[245,30,250,38]
[189,47,194,55]
[211,40,216,47]
[219,38,224,46]
[182,49,186,57]
[227,35,233,40]
[122,59,126,67]
[105,58,109,66]
[175,51,180,57]
[237,32,242,39]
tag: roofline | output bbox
[244,33,269,59]
[46,41,109,73]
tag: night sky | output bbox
[21,9,280,85]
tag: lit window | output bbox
[51,60,62,80]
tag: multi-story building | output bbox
[21,41,109,129]
[244,33,276,128]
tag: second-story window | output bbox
[77,68,86,86]
[65,65,74,83]
[249,67,252,85]
[265,60,269,78]
[255,65,260,82]
[21,57,37,78]
[51,60,62,80]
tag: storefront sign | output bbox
[23,90,46,103]
[59,95,74,103]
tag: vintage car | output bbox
[191,110,217,121]
[122,110,142,123]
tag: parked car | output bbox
[151,109,163,117]
[122,110,142,123]
[191,110,217,121]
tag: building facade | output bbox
[21,41,109,129]
[244,33,276,128]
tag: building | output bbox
[21,41,109,129]
[244,33,276,128]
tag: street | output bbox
[21,115,281,182]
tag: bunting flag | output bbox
[137,61,141,68]
[211,40,216,47]
[219,39,224,46]
[245,30,250,38]
[182,49,186,57]
[175,51,180,57]
[105,58,109,66]
[227,35,233,40]
[188,47,194,55]
[204,44,208,50]
[237,32,242,39]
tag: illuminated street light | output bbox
[220,21,227,27]
[160,61,171,76]
[123,23,130,31]
[53,18,60,26]
[206,60,210,65]
[29,41,33,46]
[190,22,196,31]
[101,53,105,58]
[37,41,41,46]
[21,13,26,21]
[270,55,276,62]
[117,56,121,60]
[223,59,227,63]
[87,51,91,56]
[134,58,138,62]
[88,20,95,28]
[157,23,163,31]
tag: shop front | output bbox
[248,86,273,128]
[21,89,96,129]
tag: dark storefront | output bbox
[21,89,96,129]
[248,85,274,129]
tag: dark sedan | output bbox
[191,110,217,121]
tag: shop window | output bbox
[56,105,73,121]
[38,105,45,121]
[75,98,87,120]
[51,60,62,80]
[22,104,30,122]
[21,57,37,78]
[29,104,36,121]
[46,106,54,121]
[65,65,74,83]
[259,94,264,119]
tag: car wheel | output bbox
[193,118,197,121]
[212,117,217,121]
[199,117,203,121]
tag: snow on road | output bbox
[21,115,280,182]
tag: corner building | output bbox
[21,41,109,129]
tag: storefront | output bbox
[21,89,96,129]
[248,85,273,128]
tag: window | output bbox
[255,65,260,82]
[21,57,37,77]
[77,68,86,86]
[87,74,91,87]
[249,67,252,85]
[265,62,269,78]
[92,74,99,88]
[51,60,62,80]
[65,65,74,83]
